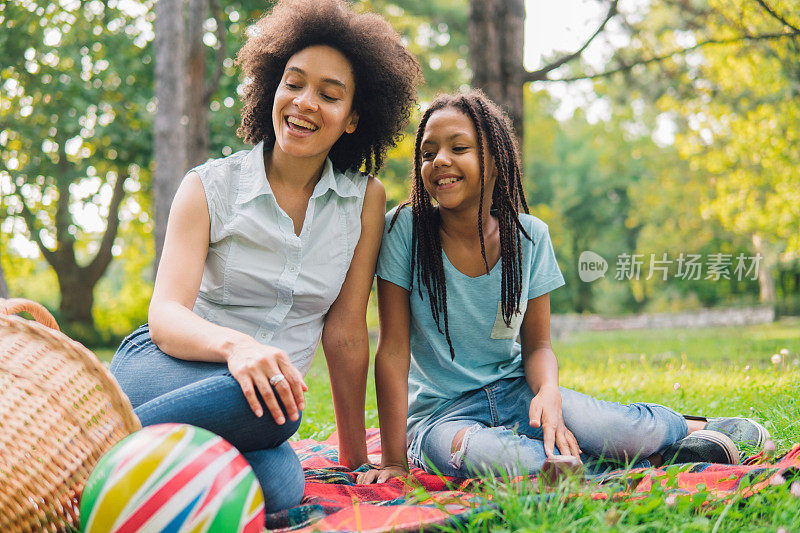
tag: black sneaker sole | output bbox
[662,429,739,465]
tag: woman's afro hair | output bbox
[235,0,422,174]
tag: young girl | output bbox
[359,91,768,483]
[110,0,420,511]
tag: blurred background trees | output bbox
[1,0,798,345]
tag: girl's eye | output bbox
[421,151,435,160]
[285,82,301,89]
[321,94,340,102]
[452,146,468,152]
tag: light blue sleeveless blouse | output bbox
[191,141,369,375]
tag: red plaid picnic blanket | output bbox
[262,429,800,532]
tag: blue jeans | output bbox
[109,325,305,513]
[409,376,688,477]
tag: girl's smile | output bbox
[432,172,464,189]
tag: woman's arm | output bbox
[149,172,244,359]
[519,293,581,457]
[321,177,385,469]
[356,277,412,483]
[148,172,306,424]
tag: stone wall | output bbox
[550,306,775,339]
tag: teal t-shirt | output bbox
[376,206,566,440]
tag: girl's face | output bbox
[272,45,359,160]
[420,107,496,212]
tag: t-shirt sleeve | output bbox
[528,220,566,299]
[376,206,413,291]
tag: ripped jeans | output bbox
[408,376,688,477]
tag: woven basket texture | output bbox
[0,299,140,532]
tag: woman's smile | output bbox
[284,114,320,136]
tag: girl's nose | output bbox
[433,152,451,167]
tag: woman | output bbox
[110,0,420,512]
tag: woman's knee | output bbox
[245,443,305,513]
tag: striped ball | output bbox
[80,423,265,533]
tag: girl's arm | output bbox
[148,172,306,424]
[321,177,386,469]
[519,293,582,458]
[356,277,412,484]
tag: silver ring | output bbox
[268,373,286,386]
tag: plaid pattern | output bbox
[263,429,800,532]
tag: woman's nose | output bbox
[293,89,318,112]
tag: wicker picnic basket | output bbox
[0,298,141,532]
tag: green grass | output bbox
[96,319,800,531]
[306,318,800,532]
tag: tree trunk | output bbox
[186,0,209,169]
[751,233,778,305]
[56,265,95,333]
[469,0,525,141]
[154,0,187,272]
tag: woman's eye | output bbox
[285,82,301,89]
[421,151,435,160]
[321,94,340,102]
[452,146,468,152]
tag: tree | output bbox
[657,1,800,304]
[468,0,525,136]
[468,0,800,146]
[185,0,227,168]
[152,0,187,270]
[0,0,154,339]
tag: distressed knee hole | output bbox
[449,423,482,470]
[451,428,469,454]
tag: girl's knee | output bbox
[447,423,483,471]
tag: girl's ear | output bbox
[345,111,359,134]
[487,155,498,181]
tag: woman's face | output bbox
[272,45,359,161]
[419,106,496,212]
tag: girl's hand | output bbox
[356,464,409,484]
[227,339,308,424]
[529,385,582,459]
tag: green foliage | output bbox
[358,0,470,203]
[5,0,800,338]
[665,5,800,256]
[0,0,155,337]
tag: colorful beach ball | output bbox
[80,423,265,533]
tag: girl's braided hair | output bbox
[389,90,532,359]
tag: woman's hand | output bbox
[529,385,582,459]
[227,338,308,424]
[356,464,409,484]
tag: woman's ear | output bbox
[345,111,359,134]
